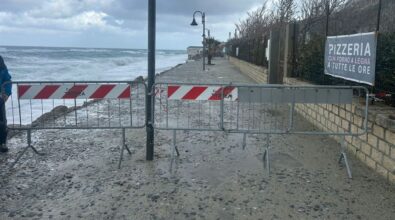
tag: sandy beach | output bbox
[1,58,395,220]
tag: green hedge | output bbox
[228,37,267,67]
[376,33,395,94]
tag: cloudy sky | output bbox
[0,0,265,50]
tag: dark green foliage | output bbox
[375,33,395,94]
[207,37,221,49]
[296,35,325,83]
[207,37,222,64]
[295,35,343,85]
[227,37,267,67]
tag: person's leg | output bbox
[0,98,8,152]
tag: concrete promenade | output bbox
[0,58,394,219]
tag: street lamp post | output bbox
[191,11,206,71]
[206,29,211,65]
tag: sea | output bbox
[0,46,187,124]
[0,46,186,81]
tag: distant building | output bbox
[187,46,203,60]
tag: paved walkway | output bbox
[157,58,252,84]
[0,58,394,220]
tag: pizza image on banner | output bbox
[324,32,377,86]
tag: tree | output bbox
[206,37,221,65]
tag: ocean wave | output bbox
[14,48,71,53]
[121,50,141,54]
[112,59,129,66]
[123,49,149,55]
[0,47,7,52]
[9,48,112,53]
[68,48,111,53]
[109,56,146,66]
[7,47,187,83]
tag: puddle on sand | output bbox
[166,146,265,187]
[267,152,303,169]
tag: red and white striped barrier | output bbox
[167,85,238,101]
[17,84,131,99]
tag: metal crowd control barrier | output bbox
[3,81,146,169]
[153,82,369,178]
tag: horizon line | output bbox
[0,44,187,51]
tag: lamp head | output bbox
[190,18,198,26]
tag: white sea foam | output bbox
[121,50,141,54]
[13,48,64,53]
[68,48,112,52]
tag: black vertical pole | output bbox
[202,13,206,71]
[325,0,330,37]
[229,33,231,58]
[146,0,155,161]
[376,0,382,32]
[207,29,210,65]
[373,0,382,97]
[324,0,330,84]
[292,23,297,77]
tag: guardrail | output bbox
[2,80,146,168]
[153,82,369,178]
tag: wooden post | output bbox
[284,22,297,78]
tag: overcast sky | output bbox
[0,0,265,50]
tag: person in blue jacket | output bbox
[0,55,12,153]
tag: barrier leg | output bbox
[262,134,270,175]
[10,129,43,169]
[338,136,352,178]
[173,130,180,157]
[170,130,175,171]
[170,130,180,172]
[118,128,131,169]
[242,133,247,150]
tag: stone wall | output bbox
[229,57,395,184]
[229,57,268,83]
